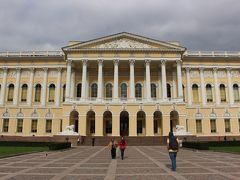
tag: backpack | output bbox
[169,137,179,150]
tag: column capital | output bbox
[144,59,151,65]
[160,59,166,65]
[199,67,205,72]
[226,67,232,72]
[185,67,191,72]
[113,59,119,65]
[57,67,62,72]
[98,59,104,65]
[82,59,88,66]
[213,67,218,73]
[2,67,8,72]
[42,67,48,72]
[176,59,182,65]
[29,67,35,72]
[66,59,72,64]
[129,59,135,65]
[15,67,21,72]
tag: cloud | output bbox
[0,0,239,51]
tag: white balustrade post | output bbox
[200,68,206,105]
[113,59,119,101]
[176,60,183,99]
[13,68,21,106]
[213,68,220,105]
[145,59,151,100]
[65,59,72,102]
[129,59,135,100]
[41,68,48,106]
[81,60,88,100]
[161,59,167,100]
[0,68,8,105]
[227,67,234,105]
[97,59,103,100]
[27,68,34,106]
[56,68,62,106]
[186,68,192,105]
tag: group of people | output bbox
[108,136,127,160]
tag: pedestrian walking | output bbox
[118,136,127,160]
[167,132,179,171]
[108,139,117,159]
[77,136,80,146]
[92,137,95,146]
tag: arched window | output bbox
[167,83,171,98]
[7,84,14,102]
[135,83,142,98]
[105,83,112,98]
[206,84,213,102]
[62,84,66,102]
[233,84,239,102]
[77,83,82,98]
[91,83,97,98]
[48,84,55,102]
[120,83,127,98]
[192,84,199,103]
[35,84,41,102]
[21,84,28,102]
[151,83,157,98]
[220,84,226,102]
[182,85,185,101]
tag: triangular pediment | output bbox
[62,32,186,52]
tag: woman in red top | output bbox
[118,136,127,160]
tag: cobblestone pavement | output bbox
[0,146,240,180]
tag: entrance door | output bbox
[120,111,129,136]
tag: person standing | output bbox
[118,136,127,160]
[167,132,179,171]
[108,139,117,159]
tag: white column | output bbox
[227,67,234,105]
[70,69,75,100]
[213,67,220,105]
[27,68,34,106]
[65,59,72,102]
[200,68,206,105]
[186,67,192,105]
[56,68,62,106]
[129,59,135,100]
[172,72,177,99]
[41,68,48,106]
[161,59,167,100]
[97,59,103,100]
[113,59,119,100]
[81,60,88,100]
[13,68,21,106]
[0,68,8,105]
[145,59,151,100]
[176,60,183,99]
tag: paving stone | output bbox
[7,175,55,180]
[117,168,166,174]
[26,167,67,174]
[182,174,232,180]
[0,168,26,173]
[70,168,107,174]
[61,175,105,180]
[116,175,177,180]
[177,167,211,173]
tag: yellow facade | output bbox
[0,32,240,137]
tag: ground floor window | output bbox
[196,119,202,133]
[3,119,9,132]
[90,120,95,134]
[137,120,143,134]
[224,119,231,133]
[105,119,112,134]
[46,119,52,133]
[210,119,216,133]
[17,119,23,133]
[31,119,38,133]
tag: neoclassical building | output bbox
[0,32,240,138]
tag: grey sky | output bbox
[0,0,239,51]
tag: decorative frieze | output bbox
[48,70,58,77]
[217,70,226,78]
[204,70,213,77]
[190,70,199,77]
[231,70,240,77]
[7,70,16,78]
[35,69,44,77]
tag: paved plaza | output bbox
[0,146,240,180]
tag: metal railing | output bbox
[0,51,63,57]
[184,51,240,57]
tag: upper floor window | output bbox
[105,83,112,98]
[220,84,226,102]
[206,84,213,102]
[135,83,142,98]
[21,84,28,102]
[233,84,239,102]
[192,84,199,103]
[182,85,185,102]
[7,84,14,102]
[120,83,127,98]
[151,83,157,98]
[167,83,171,98]
[91,83,97,98]
[35,84,41,102]
[62,84,66,102]
[48,84,55,102]
[77,83,82,98]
